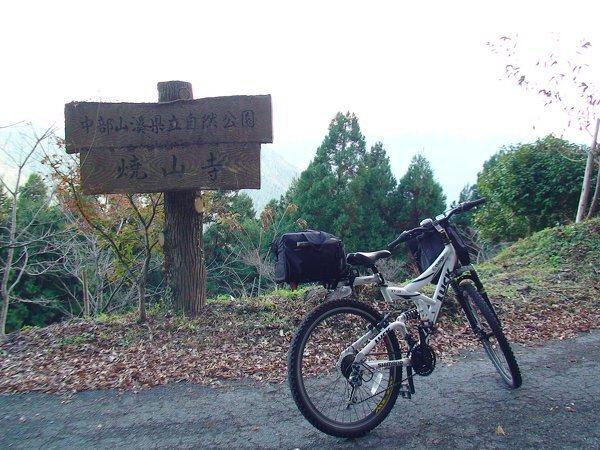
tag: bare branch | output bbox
[0,120,26,129]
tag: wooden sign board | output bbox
[65,95,272,153]
[80,143,260,194]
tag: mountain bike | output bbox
[287,199,522,438]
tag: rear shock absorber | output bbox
[401,308,419,321]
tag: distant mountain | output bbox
[243,147,299,213]
[0,125,300,214]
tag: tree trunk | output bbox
[0,240,13,339]
[0,193,19,338]
[158,81,206,315]
[82,271,90,317]
[0,284,10,339]
[138,273,147,323]
[586,151,600,218]
[576,119,599,222]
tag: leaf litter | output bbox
[1,283,598,394]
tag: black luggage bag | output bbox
[407,224,470,283]
[272,230,347,286]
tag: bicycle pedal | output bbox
[400,383,412,399]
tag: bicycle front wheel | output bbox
[459,282,522,388]
[288,298,402,438]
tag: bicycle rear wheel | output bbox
[459,282,522,388]
[288,298,402,438]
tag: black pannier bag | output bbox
[272,230,347,285]
[407,225,470,283]
[447,225,471,266]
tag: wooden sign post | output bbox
[65,81,273,314]
[65,93,272,194]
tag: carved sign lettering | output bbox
[80,143,261,194]
[65,95,272,153]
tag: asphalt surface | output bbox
[1,330,599,449]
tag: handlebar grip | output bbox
[387,231,409,250]
[469,198,486,207]
[388,227,428,250]
[462,198,486,211]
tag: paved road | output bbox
[1,331,599,449]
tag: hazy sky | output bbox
[2,0,599,202]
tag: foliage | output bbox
[386,151,447,278]
[203,191,261,297]
[0,127,73,336]
[474,135,587,241]
[2,168,66,329]
[291,112,400,252]
[346,142,397,250]
[292,112,368,249]
[2,217,599,392]
[201,112,454,296]
[477,217,600,316]
[389,155,446,234]
[481,217,599,274]
[203,191,298,298]
[488,34,600,221]
[448,184,490,263]
[0,113,446,330]
[45,144,164,323]
[261,189,301,236]
[200,112,450,297]
[13,108,594,331]
[2,166,105,332]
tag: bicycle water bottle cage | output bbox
[346,250,391,267]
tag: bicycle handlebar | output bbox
[386,227,427,250]
[449,198,486,216]
[387,198,486,251]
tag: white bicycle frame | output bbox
[341,240,458,371]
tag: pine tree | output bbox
[390,155,446,232]
[293,112,366,238]
[346,142,397,250]
[291,112,398,251]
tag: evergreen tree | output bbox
[390,155,447,232]
[17,173,49,223]
[346,142,397,250]
[315,111,366,185]
[291,112,397,251]
[293,112,367,240]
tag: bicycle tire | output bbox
[288,298,402,438]
[459,282,522,388]
[463,271,501,324]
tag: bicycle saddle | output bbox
[346,250,391,266]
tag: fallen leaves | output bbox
[0,301,298,393]
[0,288,598,394]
